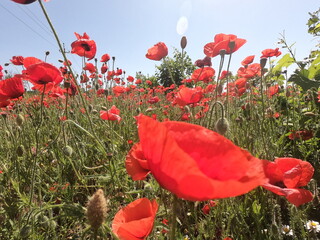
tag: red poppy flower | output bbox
[101,63,108,74]
[137,115,267,201]
[126,143,150,181]
[201,200,217,215]
[127,76,134,82]
[262,158,314,206]
[100,53,110,62]
[261,48,282,58]
[191,67,215,83]
[241,55,255,66]
[147,96,160,104]
[116,68,123,76]
[135,79,142,84]
[0,75,25,101]
[100,105,121,123]
[24,60,63,86]
[219,70,230,80]
[237,63,261,79]
[288,130,313,141]
[174,86,203,106]
[10,56,24,65]
[234,78,247,89]
[146,42,168,61]
[11,0,50,3]
[204,33,247,58]
[194,56,212,67]
[71,32,97,60]
[267,84,279,97]
[112,198,158,240]
[83,62,96,73]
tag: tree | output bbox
[155,48,195,87]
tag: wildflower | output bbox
[10,56,24,65]
[71,32,97,60]
[146,42,168,61]
[288,130,313,141]
[100,53,110,62]
[191,67,215,83]
[0,75,25,101]
[100,105,121,123]
[306,220,320,232]
[204,33,247,58]
[174,86,203,106]
[281,225,293,235]
[112,198,158,240]
[262,158,314,206]
[125,143,150,181]
[241,55,255,66]
[86,189,107,230]
[23,57,63,88]
[137,115,267,201]
[261,48,282,58]
[11,0,49,4]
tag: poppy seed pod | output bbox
[219,49,226,57]
[16,145,25,157]
[260,58,268,69]
[63,146,73,157]
[16,114,25,126]
[181,36,187,49]
[228,41,236,51]
[214,118,229,135]
[86,189,107,230]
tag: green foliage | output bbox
[155,48,195,87]
[307,8,320,37]
[272,53,295,75]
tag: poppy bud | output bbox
[20,225,32,239]
[16,114,25,126]
[214,118,229,135]
[38,215,50,228]
[45,51,50,56]
[260,58,268,69]
[112,56,116,61]
[86,189,107,230]
[180,36,187,49]
[4,63,10,66]
[63,146,73,157]
[304,112,316,117]
[16,145,25,157]
[92,109,98,114]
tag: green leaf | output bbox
[288,71,320,91]
[272,53,294,74]
[308,53,320,79]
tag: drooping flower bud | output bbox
[214,118,229,135]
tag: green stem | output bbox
[29,84,46,205]
[169,195,178,240]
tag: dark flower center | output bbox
[81,43,91,51]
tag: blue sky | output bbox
[0,0,319,78]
